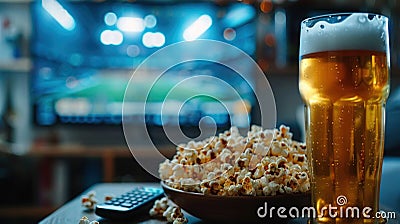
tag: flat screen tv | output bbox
[31,1,258,127]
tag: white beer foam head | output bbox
[300,13,389,56]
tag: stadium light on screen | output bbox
[42,0,76,31]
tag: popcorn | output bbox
[79,216,90,224]
[271,142,289,157]
[150,197,188,223]
[293,154,306,164]
[290,164,302,172]
[267,181,280,196]
[170,207,185,221]
[236,158,249,169]
[163,206,187,223]
[81,191,98,210]
[159,125,310,196]
[79,216,99,224]
[149,197,169,217]
[163,206,175,222]
[253,142,269,156]
[104,194,114,201]
[209,180,222,195]
[252,163,264,179]
[241,176,256,196]
[296,171,309,184]
[173,217,188,224]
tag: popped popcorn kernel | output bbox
[104,194,114,201]
[79,216,98,224]
[241,176,256,196]
[173,217,188,224]
[163,206,175,222]
[79,216,90,224]
[150,197,188,223]
[149,197,170,217]
[81,191,98,210]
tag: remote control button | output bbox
[105,201,113,205]
[121,203,133,208]
[112,202,121,205]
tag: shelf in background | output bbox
[0,57,31,73]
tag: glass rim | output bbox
[301,12,388,25]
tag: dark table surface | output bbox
[39,182,179,224]
[39,182,400,224]
[39,182,313,224]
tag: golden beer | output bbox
[299,13,390,223]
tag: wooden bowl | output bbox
[161,181,311,223]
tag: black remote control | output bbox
[95,187,164,220]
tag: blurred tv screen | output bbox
[31,1,257,126]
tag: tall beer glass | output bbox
[299,13,390,223]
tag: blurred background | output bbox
[0,0,399,223]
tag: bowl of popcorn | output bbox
[157,125,311,222]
